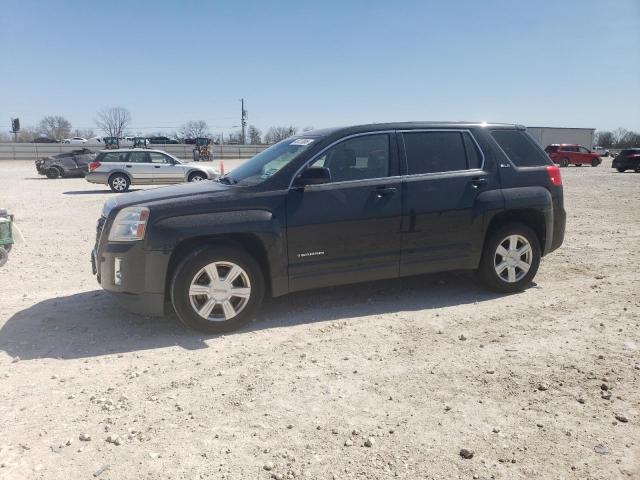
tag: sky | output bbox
[1,0,639,137]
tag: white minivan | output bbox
[85,149,218,192]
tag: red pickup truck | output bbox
[545,144,602,167]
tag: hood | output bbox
[102,180,231,217]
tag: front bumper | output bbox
[92,239,170,317]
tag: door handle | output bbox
[125,165,132,168]
[374,186,397,198]
[470,177,487,189]
[154,165,161,168]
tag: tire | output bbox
[45,167,62,179]
[616,168,626,173]
[188,171,206,182]
[170,245,265,333]
[559,158,569,168]
[108,173,130,192]
[0,247,8,268]
[192,150,200,162]
[591,158,600,167]
[476,222,541,293]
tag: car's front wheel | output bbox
[616,167,626,173]
[170,245,265,333]
[45,167,62,179]
[188,171,206,182]
[591,158,600,167]
[559,158,569,167]
[109,173,130,192]
[477,223,541,293]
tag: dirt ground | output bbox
[0,158,638,480]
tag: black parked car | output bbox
[35,148,96,178]
[146,136,180,145]
[612,148,640,172]
[92,122,565,333]
[33,137,59,143]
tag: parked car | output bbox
[63,137,87,144]
[85,149,218,192]
[592,146,610,157]
[91,122,565,333]
[33,137,58,143]
[35,149,96,178]
[147,136,180,145]
[545,144,601,167]
[612,148,640,172]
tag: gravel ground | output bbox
[0,158,638,480]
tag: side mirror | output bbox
[294,166,331,188]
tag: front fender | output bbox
[147,209,288,296]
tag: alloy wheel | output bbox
[188,261,251,321]
[494,234,532,283]
[112,177,127,191]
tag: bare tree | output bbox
[247,125,262,144]
[95,107,131,139]
[74,128,95,139]
[264,126,298,144]
[38,115,72,140]
[179,120,210,139]
[16,126,39,142]
[225,130,243,144]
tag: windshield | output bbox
[223,137,317,185]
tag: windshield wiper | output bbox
[218,174,237,185]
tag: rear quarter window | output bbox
[491,130,550,167]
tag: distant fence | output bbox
[0,143,271,161]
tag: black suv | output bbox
[612,148,640,172]
[92,122,565,333]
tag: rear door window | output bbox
[128,151,150,163]
[490,130,550,167]
[402,131,478,174]
[100,152,129,163]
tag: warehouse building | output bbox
[527,126,595,149]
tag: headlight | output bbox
[108,207,149,242]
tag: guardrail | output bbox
[0,143,271,161]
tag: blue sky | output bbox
[1,0,639,136]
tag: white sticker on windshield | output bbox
[290,138,314,146]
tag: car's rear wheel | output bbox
[170,245,265,333]
[560,158,569,167]
[188,171,206,182]
[108,173,130,192]
[45,167,62,179]
[591,158,599,167]
[477,223,541,293]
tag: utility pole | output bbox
[240,98,247,145]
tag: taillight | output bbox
[546,165,562,186]
[89,161,101,172]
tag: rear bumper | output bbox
[547,205,566,255]
[85,172,109,184]
[92,242,170,317]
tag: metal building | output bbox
[526,126,595,149]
